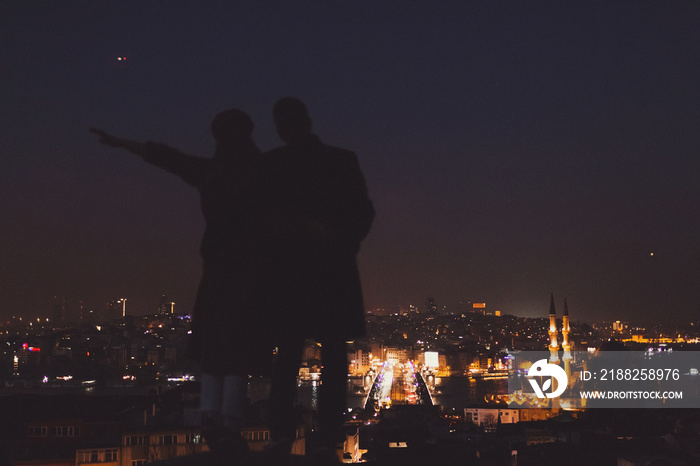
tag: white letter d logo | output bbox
[527,359,568,398]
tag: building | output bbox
[426,297,438,315]
[348,348,371,375]
[157,294,175,315]
[115,429,208,465]
[241,425,304,455]
[16,416,122,466]
[464,407,520,431]
[342,427,362,463]
[382,346,408,364]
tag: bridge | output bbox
[363,361,434,410]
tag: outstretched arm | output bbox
[89,127,207,187]
[89,128,149,156]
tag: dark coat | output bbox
[261,134,374,342]
[140,142,270,375]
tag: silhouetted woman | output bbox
[90,110,266,453]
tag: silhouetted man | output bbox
[263,98,374,460]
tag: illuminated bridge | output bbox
[363,361,434,410]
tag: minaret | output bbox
[561,298,573,376]
[548,293,559,364]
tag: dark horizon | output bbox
[2,3,699,325]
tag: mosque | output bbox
[507,293,586,412]
[548,293,574,379]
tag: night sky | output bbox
[1,2,698,324]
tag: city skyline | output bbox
[2,3,699,324]
[5,306,698,464]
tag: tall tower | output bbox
[51,296,73,326]
[51,296,64,326]
[561,298,573,375]
[426,297,438,315]
[548,294,559,363]
[158,293,175,315]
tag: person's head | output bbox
[273,97,312,143]
[210,109,254,150]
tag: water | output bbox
[290,376,509,410]
[3,375,508,410]
[432,376,509,408]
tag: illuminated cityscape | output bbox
[3,2,700,465]
[2,295,700,464]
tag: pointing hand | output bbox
[89,127,127,148]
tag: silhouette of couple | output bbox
[91,98,374,462]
